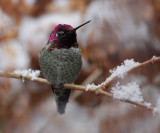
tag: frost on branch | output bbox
[144,102,152,109]
[111,82,143,102]
[108,59,140,80]
[86,83,97,91]
[13,69,40,82]
[86,59,140,90]
[153,97,160,116]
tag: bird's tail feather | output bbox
[51,85,71,114]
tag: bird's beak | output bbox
[71,20,91,32]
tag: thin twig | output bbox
[102,56,160,89]
[97,89,154,111]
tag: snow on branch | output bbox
[86,59,140,90]
[153,97,160,116]
[100,56,160,89]
[111,82,143,102]
[13,69,40,82]
[0,56,160,115]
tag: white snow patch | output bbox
[111,82,143,102]
[153,108,159,116]
[153,97,160,116]
[144,102,152,109]
[152,55,157,59]
[86,83,97,91]
[86,59,140,90]
[109,59,140,79]
[13,69,40,82]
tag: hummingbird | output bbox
[39,20,91,114]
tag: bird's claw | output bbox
[59,83,64,88]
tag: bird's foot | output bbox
[51,83,64,89]
[59,83,64,88]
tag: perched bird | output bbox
[39,21,91,114]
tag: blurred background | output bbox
[0,0,160,133]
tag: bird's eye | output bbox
[56,31,64,37]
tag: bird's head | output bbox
[48,20,91,51]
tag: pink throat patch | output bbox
[49,33,56,42]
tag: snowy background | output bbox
[0,0,160,133]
